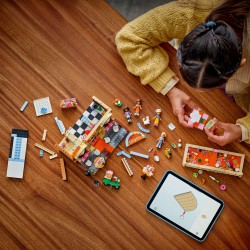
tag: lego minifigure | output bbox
[156,132,166,149]
[142,116,150,125]
[113,98,122,107]
[123,106,132,123]
[133,99,142,116]
[153,109,162,127]
[141,165,155,180]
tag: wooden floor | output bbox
[106,0,171,21]
[0,0,249,249]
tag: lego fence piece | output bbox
[121,158,133,176]
[35,143,55,155]
[59,158,67,181]
[182,143,245,177]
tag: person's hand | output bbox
[204,121,242,146]
[167,87,197,127]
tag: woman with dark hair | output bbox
[115,0,250,146]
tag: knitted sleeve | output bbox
[237,113,250,144]
[115,1,193,92]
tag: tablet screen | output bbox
[146,171,224,242]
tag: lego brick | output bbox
[20,101,28,112]
[121,158,133,176]
[130,151,149,159]
[137,122,150,133]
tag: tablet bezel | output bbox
[146,170,224,242]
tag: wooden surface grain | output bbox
[0,0,249,249]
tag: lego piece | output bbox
[142,116,150,125]
[220,184,227,191]
[33,97,52,116]
[168,123,176,131]
[193,173,198,178]
[154,155,160,162]
[198,170,203,174]
[201,177,206,185]
[148,148,153,153]
[56,96,127,176]
[153,109,161,127]
[164,148,172,158]
[20,101,28,112]
[59,158,67,180]
[123,106,132,123]
[113,99,122,107]
[171,143,177,149]
[39,150,43,157]
[35,143,55,155]
[188,109,209,130]
[141,165,154,180]
[156,132,166,149]
[178,139,182,148]
[7,129,28,179]
[133,99,142,116]
[137,122,150,133]
[116,151,131,159]
[121,158,133,176]
[205,118,218,130]
[60,98,77,109]
[130,151,149,159]
[42,129,47,141]
[54,117,65,135]
[103,170,120,189]
[125,131,146,147]
[94,180,100,187]
[49,154,58,160]
[182,143,244,177]
[209,175,220,183]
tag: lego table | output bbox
[0,0,249,249]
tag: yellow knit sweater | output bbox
[115,0,250,144]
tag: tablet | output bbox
[146,171,224,242]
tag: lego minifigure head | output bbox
[123,106,130,112]
[156,108,162,114]
[161,132,166,138]
[136,99,141,105]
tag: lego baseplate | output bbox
[56,96,128,175]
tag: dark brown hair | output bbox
[177,0,250,88]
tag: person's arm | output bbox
[236,113,250,144]
[115,2,190,93]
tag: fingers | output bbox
[175,109,193,128]
[204,128,226,146]
[186,99,198,110]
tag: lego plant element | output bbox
[113,99,122,107]
[103,170,120,189]
[141,165,155,180]
[123,106,132,123]
[164,148,172,159]
[156,132,166,149]
[153,109,162,127]
[60,98,77,109]
[133,99,142,116]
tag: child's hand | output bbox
[167,87,197,127]
[204,121,242,146]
